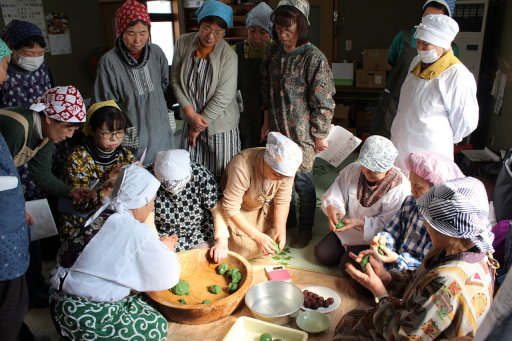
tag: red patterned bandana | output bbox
[116,0,151,37]
[29,86,86,123]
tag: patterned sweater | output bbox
[260,41,335,173]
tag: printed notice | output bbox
[316,125,362,167]
[25,199,58,241]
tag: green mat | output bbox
[267,154,359,275]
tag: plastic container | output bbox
[223,316,308,341]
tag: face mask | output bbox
[417,48,440,64]
[15,51,44,72]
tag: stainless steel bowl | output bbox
[244,281,304,325]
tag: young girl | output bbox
[59,100,134,243]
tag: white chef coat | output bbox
[391,55,479,172]
[51,212,180,302]
[322,162,411,246]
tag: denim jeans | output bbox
[288,171,316,234]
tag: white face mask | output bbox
[15,51,44,72]
[417,48,440,64]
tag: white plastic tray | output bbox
[223,316,308,341]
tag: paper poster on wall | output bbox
[45,12,71,55]
[0,0,49,49]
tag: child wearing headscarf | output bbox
[210,132,302,262]
[149,149,220,251]
[232,2,273,149]
[50,165,180,340]
[391,14,478,172]
[371,150,464,271]
[59,100,135,243]
[314,135,410,274]
[335,177,497,340]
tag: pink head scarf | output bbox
[405,150,464,185]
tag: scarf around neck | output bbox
[116,37,150,68]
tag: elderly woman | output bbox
[334,177,497,340]
[59,100,135,243]
[372,150,464,271]
[260,0,335,248]
[232,2,273,149]
[51,165,180,340]
[149,149,220,252]
[210,132,302,262]
[314,136,410,274]
[93,0,174,164]
[171,0,240,179]
[391,14,478,172]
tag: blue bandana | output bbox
[0,20,43,46]
[195,0,233,28]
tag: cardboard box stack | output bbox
[356,48,388,88]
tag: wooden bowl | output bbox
[146,248,253,325]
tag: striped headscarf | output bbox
[416,177,494,252]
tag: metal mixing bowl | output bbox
[244,281,304,325]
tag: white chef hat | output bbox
[264,132,303,177]
[154,149,193,193]
[415,14,459,49]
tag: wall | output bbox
[337,0,423,63]
[0,0,105,99]
[484,0,512,151]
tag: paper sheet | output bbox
[25,199,58,241]
[316,125,362,167]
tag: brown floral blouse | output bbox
[260,42,335,173]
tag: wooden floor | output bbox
[165,257,373,340]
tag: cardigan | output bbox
[171,32,239,135]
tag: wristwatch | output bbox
[375,294,389,304]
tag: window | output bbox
[146,0,177,64]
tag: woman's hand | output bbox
[69,187,94,201]
[314,137,328,153]
[253,231,277,255]
[25,211,34,226]
[187,112,209,132]
[346,250,390,297]
[187,130,201,147]
[336,218,364,232]
[161,235,178,251]
[327,205,343,231]
[370,236,399,263]
[273,230,286,254]
[209,238,229,263]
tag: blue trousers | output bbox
[289,172,316,233]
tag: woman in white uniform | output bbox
[391,14,479,172]
[314,136,410,275]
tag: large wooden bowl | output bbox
[146,248,253,325]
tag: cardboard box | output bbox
[332,63,355,86]
[355,111,374,130]
[356,69,386,88]
[362,48,389,70]
[333,105,350,119]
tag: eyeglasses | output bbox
[275,26,297,37]
[96,130,125,139]
[200,25,225,38]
